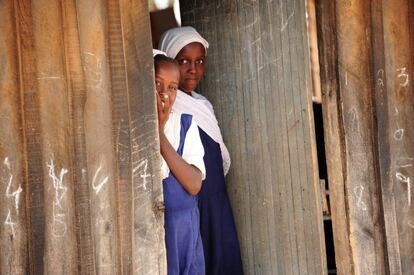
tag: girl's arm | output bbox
[159,133,202,195]
[156,92,202,195]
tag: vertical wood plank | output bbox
[119,0,167,273]
[61,0,96,273]
[107,0,134,273]
[14,0,46,273]
[381,0,414,273]
[31,0,78,272]
[335,1,387,274]
[76,1,120,273]
[315,1,354,274]
[0,1,28,273]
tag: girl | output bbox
[159,27,244,275]
[154,50,206,275]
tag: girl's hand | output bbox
[156,91,172,131]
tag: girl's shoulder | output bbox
[191,91,210,103]
[191,92,214,112]
[166,111,194,131]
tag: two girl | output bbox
[154,50,206,275]
[158,27,243,275]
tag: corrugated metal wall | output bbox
[317,0,414,274]
[0,0,166,274]
[180,0,327,274]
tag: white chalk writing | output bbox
[3,157,22,238]
[4,158,22,213]
[84,52,103,92]
[354,185,367,211]
[394,128,404,141]
[348,107,361,135]
[47,159,68,237]
[4,209,16,237]
[133,159,151,191]
[377,69,385,87]
[396,172,411,207]
[92,164,109,195]
[397,67,409,87]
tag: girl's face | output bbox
[175,42,206,93]
[155,62,180,106]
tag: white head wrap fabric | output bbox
[158,26,209,59]
[152,49,167,57]
[173,90,231,175]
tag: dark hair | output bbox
[154,54,179,72]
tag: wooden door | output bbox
[0,0,166,274]
[180,1,327,274]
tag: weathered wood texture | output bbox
[0,0,166,274]
[317,0,414,274]
[315,1,352,274]
[181,1,326,274]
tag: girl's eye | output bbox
[179,59,189,65]
[169,86,178,92]
[155,81,161,86]
[196,59,204,64]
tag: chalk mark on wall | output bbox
[47,159,68,237]
[92,163,109,195]
[4,157,22,213]
[4,209,17,237]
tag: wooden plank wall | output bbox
[180,1,326,274]
[0,0,166,274]
[316,0,414,274]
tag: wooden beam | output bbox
[315,1,353,274]
[377,0,414,273]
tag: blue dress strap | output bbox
[177,113,193,156]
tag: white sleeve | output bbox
[182,120,206,180]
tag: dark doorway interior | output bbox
[313,103,336,274]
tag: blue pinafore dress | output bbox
[198,128,244,275]
[163,114,205,275]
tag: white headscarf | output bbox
[158,26,209,59]
[152,49,167,57]
[159,27,231,175]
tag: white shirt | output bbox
[161,111,206,180]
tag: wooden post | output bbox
[315,1,353,274]
[375,0,414,273]
[327,1,388,274]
